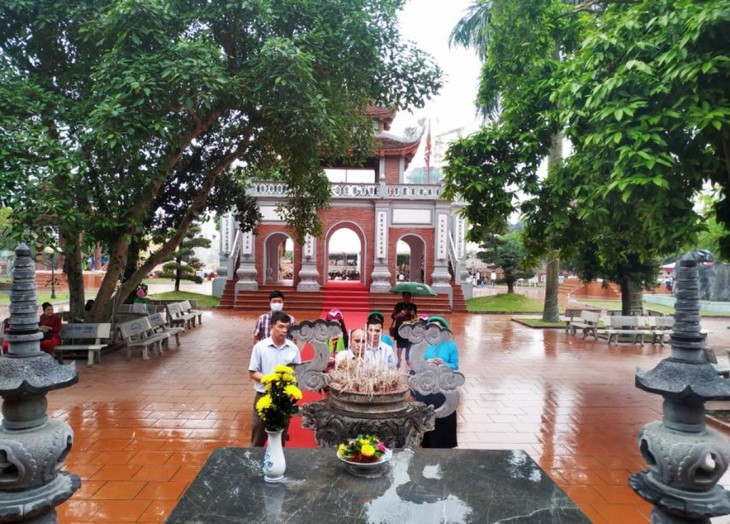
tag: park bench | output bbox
[567,310,602,339]
[561,308,585,334]
[166,302,196,330]
[147,312,184,347]
[55,323,112,367]
[648,316,674,346]
[118,317,170,361]
[605,316,646,345]
[180,300,202,326]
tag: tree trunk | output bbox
[89,235,131,322]
[94,242,102,271]
[506,277,515,294]
[620,278,644,316]
[174,256,182,292]
[542,250,560,322]
[542,132,563,321]
[62,232,86,321]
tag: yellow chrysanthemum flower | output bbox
[284,385,302,400]
[280,373,296,383]
[255,394,273,415]
[338,443,347,456]
[274,365,294,374]
[260,375,274,384]
[360,438,369,447]
[361,444,375,457]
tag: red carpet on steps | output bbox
[288,304,371,448]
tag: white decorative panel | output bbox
[376,211,388,259]
[437,214,448,260]
[304,234,315,260]
[242,231,253,256]
[261,205,284,222]
[220,213,231,255]
[392,208,432,225]
[456,217,466,258]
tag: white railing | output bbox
[227,229,242,280]
[247,181,442,200]
[387,184,442,199]
[447,232,459,274]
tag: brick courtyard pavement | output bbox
[42,309,730,523]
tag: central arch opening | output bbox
[327,228,362,282]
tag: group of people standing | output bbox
[246,289,460,449]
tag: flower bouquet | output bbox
[255,365,303,431]
[337,434,390,465]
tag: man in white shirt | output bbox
[365,314,396,370]
[248,311,301,446]
[334,328,368,369]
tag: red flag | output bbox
[424,121,432,169]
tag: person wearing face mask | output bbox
[253,290,296,343]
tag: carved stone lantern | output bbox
[630,253,730,522]
[0,244,80,522]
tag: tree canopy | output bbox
[444,0,729,313]
[0,0,442,320]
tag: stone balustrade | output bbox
[247,181,442,200]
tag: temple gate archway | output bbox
[396,234,426,284]
[263,233,294,285]
[325,223,365,285]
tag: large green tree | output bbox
[0,0,441,321]
[446,0,578,319]
[555,0,730,258]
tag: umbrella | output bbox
[389,282,437,296]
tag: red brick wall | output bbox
[383,157,402,185]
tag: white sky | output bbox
[393,0,483,142]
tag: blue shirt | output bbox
[424,341,459,370]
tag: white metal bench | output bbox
[118,317,170,360]
[568,310,601,339]
[166,302,196,330]
[55,323,112,366]
[180,300,202,326]
[147,312,184,347]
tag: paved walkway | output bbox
[40,309,730,523]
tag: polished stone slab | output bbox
[167,448,589,523]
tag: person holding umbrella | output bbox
[391,291,417,368]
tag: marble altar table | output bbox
[167,448,589,523]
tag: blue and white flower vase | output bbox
[263,429,286,483]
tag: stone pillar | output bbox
[454,214,472,300]
[431,205,452,299]
[297,235,320,292]
[0,243,80,522]
[213,212,236,298]
[235,230,258,292]
[630,253,730,522]
[370,205,392,292]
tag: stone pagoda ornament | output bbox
[630,253,730,522]
[0,244,80,522]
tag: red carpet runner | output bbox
[288,285,372,447]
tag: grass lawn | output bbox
[513,318,565,328]
[147,290,220,308]
[0,290,72,306]
[467,293,545,313]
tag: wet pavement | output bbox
[39,307,730,523]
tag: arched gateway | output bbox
[214,108,471,312]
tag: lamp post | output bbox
[43,247,56,299]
